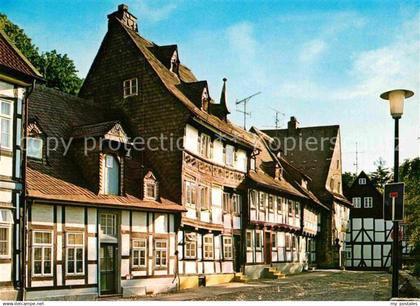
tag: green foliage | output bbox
[342,171,357,188]
[369,157,392,191]
[0,13,82,94]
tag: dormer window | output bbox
[123,78,138,98]
[170,50,179,74]
[27,137,43,159]
[201,88,209,112]
[104,154,120,195]
[144,171,158,200]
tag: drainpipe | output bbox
[19,80,35,301]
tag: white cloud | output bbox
[299,39,327,63]
[226,22,257,62]
[135,0,179,22]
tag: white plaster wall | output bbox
[132,211,147,232]
[32,204,53,225]
[184,124,198,154]
[0,156,13,177]
[0,263,11,282]
[65,206,84,227]
[0,190,12,203]
[212,139,224,165]
[235,149,247,172]
[154,213,167,233]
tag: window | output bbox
[104,155,120,195]
[184,233,196,259]
[155,240,167,267]
[277,197,282,215]
[259,192,266,211]
[100,213,116,237]
[185,180,196,208]
[292,235,297,250]
[250,156,256,171]
[295,202,300,218]
[271,233,277,249]
[0,100,12,149]
[352,197,361,208]
[359,178,366,185]
[255,231,262,249]
[33,231,53,276]
[225,145,234,166]
[0,227,9,257]
[249,190,257,209]
[223,236,233,260]
[268,195,274,212]
[246,231,252,249]
[199,134,211,159]
[132,239,147,268]
[123,78,138,98]
[145,182,157,199]
[232,194,241,215]
[27,137,43,159]
[330,178,334,191]
[364,197,373,208]
[285,234,291,250]
[223,192,230,213]
[203,235,214,259]
[66,232,84,275]
[198,185,210,210]
[288,200,294,216]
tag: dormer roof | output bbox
[72,120,129,144]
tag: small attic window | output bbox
[201,87,209,112]
[27,138,43,160]
[170,50,179,75]
[144,171,159,200]
[359,178,366,185]
[123,78,138,98]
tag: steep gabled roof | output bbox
[0,30,43,81]
[263,125,340,196]
[117,20,257,148]
[27,85,184,212]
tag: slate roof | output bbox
[118,20,258,148]
[71,120,121,138]
[27,85,184,212]
[0,30,42,80]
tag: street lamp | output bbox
[380,88,414,298]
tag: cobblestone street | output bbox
[137,270,391,301]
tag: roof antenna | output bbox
[235,91,261,130]
[353,142,365,174]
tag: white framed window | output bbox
[198,185,210,211]
[123,78,138,98]
[285,234,291,250]
[100,213,117,237]
[295,202,300,218]
[0,226,10,258]
[132,239,147,268]
[359,178,366,185]
[288,200,294,216]
[250,157,256,171]
[255,231,262,249]
[104,154,120,195]
[155,240,167,267]
[223,236,233,260]
[224,145,235,166]
[27,137,43,159]
[32,231,53,276]
[66,232,84,275]
[184,232,196,259]
[0,99,12,149]
[232,194,241,215]
[276,197,283,216]
[352,197,361,208]
[185,180,196,208]
[203,234,214,259]
[246,231,253,249]
[259,192,266,211]
[223,192,230,213]
[268,195,274,212]
[271,232,277,250]
[199,134,212,159]
[249,190,257,209]
[364,197,373,208]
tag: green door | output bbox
[100,244,116,294]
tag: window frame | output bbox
[255,231,262,250]
[246,231,253,250]
[123,78,138,98]
[103,154,120,195]
[364,197,373,208]
[66,232,85,275]
[359,178,366,185]
[352,197,361,208]
[203,234,214,260]
[198,185,210,211]
[0,225,11,258]
[249,190,257,210]
[276,197,283,216]
[184,232,197,259]
[0,99,12,150]
[132,238,147,268]
[27,137,43,160]
[232,194,241,215]
[155,239,168,268]
[32,230,53,277]
[185,180,196,208]
[259,192,266,211]
[268,195,274,212]
[100,213,117,238]
[223,236,233,260]
[222,192,231,213]
[199,133,212,159]
[224,144,235,167]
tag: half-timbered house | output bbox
[79,4,256,290]
[263,117,352,268]
[23,85,184,300]
[243,128,327,278]
[0,30,42,300]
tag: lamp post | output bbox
[380,89,414,298]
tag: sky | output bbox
[2,0,419,173]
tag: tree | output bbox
[342,171,356,188]
[0,13,83,94]
[369,157,392,191]
[400,158,420,274]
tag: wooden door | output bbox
[233,235,241,272]
[100,244,116,294]
[264,232,272,264]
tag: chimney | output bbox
[108,4,138,32]
[288,116,299,131]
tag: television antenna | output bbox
[235,91,261,130]
[270,107,285,129]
